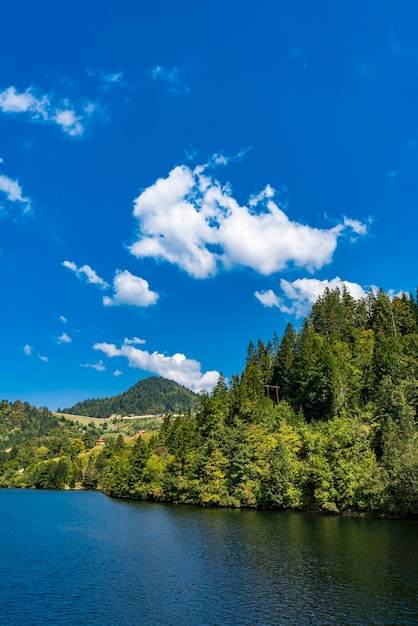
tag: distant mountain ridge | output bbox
[62,376,198,418]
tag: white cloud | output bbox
[0,86,47,116]
[254,289,282,308]
[0,86,95,136]
[0,173,31,214]
[57,332,72,344]
[104,72,123,84]
[24,344,48,361]
[343,216,368,236]
[86,68,125,88]
[59,315,67,323]
[113,369,123,377]
[62,263,157,308]
[53,109,83,136]
[62,261,109,288]
[130,163,367,278]
[94,341,219,392]
[80,360,106,372]
[276,276,376,318]
[103,270,158,308]
[124,337,146,345]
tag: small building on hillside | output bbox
[96,436,106,446]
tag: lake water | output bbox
[0,490,417,625]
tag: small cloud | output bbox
[62,260,109,288]
[343,216,368,236]
[103,270,158,308]
[0,85,97,137]
[80,360,106,372]
[0,172,31,215]
[254,289,282,308]
[38,353,48,362]
[53,109,84,137]
[23,344,33,356]
[105,72,123,84]
[57,332,72,344]
[149,65,189,94]
[94,341,219,392]
[113,369,123,377]
[124,337,146,345]
[59,315,67,323]
[86,68,126,90]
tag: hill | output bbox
[62,376,198,418]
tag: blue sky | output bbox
[1,0,417,410]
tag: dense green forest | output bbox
[1,287,417,517]
[62,376,197,418]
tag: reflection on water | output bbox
[0,490,417,625]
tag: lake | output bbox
[0,490,417,625]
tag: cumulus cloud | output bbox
[63,263,157,308]
[274,276,376,318]
[59,315,67,323]
[94,341,219,392]
[80,360,106,372]
[0,86,96,136]
[113,369,123,377]
[103,270,158,308]
[254,289,282,308]
[0,173,31,214]
[130,163,367,278]
[57,332,72,344]
[38,353,48,362]
[62,261,109,288]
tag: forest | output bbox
[1,287,417,517]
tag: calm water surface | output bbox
[0,489,417,625]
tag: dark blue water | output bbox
[1,490,417,625]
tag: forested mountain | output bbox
[1,288,417,517]
[62,376,198,418]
